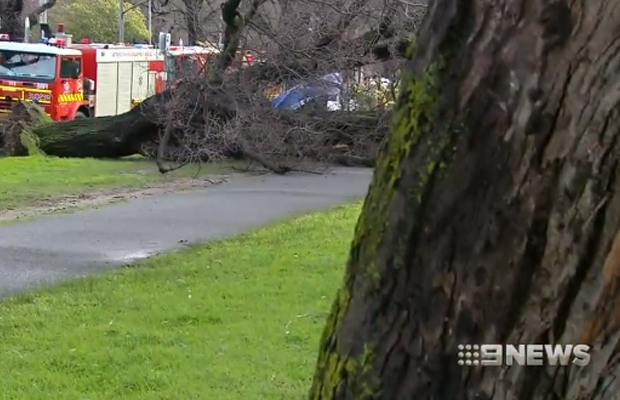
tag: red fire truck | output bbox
[0,24,250,121]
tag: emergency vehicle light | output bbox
[82,38,89,44]
[48,38,66,47]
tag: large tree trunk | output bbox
[309,0,620,399]
[31,108,155,158]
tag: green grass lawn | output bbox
[0,202,361,400]
[0,156,232,210]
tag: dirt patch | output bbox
[0,174,232,223]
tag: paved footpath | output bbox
[0,167,372,296]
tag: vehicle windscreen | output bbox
[0,51,57,80]
[163,54,176,81]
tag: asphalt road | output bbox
[0,167,372,296]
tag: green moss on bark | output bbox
[350,58,443,282]
[308,39,470,398]
[308,58,450,400]
[309,287,352,399]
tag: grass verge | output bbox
[0,202,361,400]
[0,156,232,210]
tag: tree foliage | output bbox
[48,0,149,43]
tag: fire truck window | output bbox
[60,57,81,79]
[164,55,176,80]
[0,51,56,80]
[181,56,194,76]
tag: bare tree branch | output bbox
[27,0,57,28]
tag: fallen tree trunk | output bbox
[17,83,234,159]
[6,83,388,171]
[32,108,156,158]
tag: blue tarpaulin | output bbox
[271,85,316,110]
[272,73,343,110]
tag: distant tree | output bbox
[48,0,149,43]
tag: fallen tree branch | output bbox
[155,111,191,174]
[238,137,291,174]
[331,154,376,167]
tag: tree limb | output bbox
[155,109,190,174]
[209,0,266,80]
[232,28,412,86]
[238,136,290,174]
[27,0,58,29]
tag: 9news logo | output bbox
[457,343,591,366]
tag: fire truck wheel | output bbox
[74,111,88,119]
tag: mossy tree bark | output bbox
[309,1,620,399]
